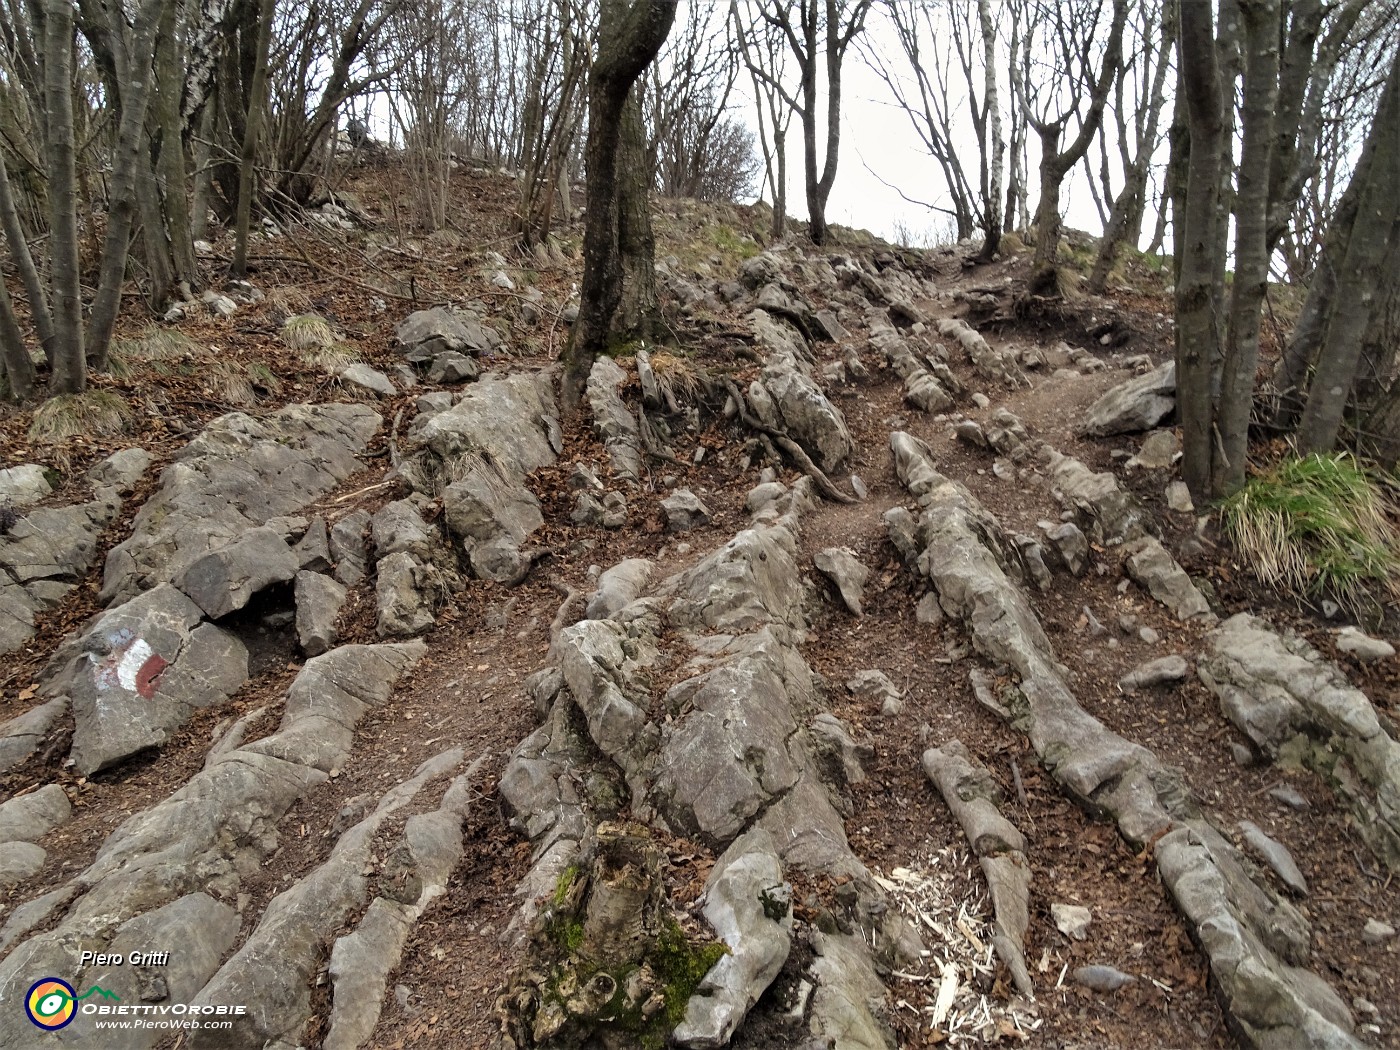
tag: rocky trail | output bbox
[0,187,1397,1050]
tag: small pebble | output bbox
[1073,965,1135,992]
[1362,919,1395,945]
[1267,785,1310,811]
[1138,626,1161,644]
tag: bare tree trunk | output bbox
[975,0,1004,262]
[82,0,167,373]
[1014,0,1127,293]
[1175,0,1225,503]
[232,0,273,278]
[0,274,36,400]
[1088,0,1175,292]
[46,0,85,393]
[612,90,661,342]
[0,150,54,359]
[1216,0,1280,494]
[1296,50,1400,453]
[561,0,677,412]
[154,4,198,295]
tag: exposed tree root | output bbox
[720,376,857,504]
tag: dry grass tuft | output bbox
[29,390,134,443]
[281,314,338,351]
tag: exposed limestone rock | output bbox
[0,841,45,888]
[330,509,372,585]
[923,741,1033,996]
[662,489,712,531]
[1079,361,1176,436]
[0,494,120,655]
[293,517,332,572]
[0,643,424,1050]
[846,670,902,718]
[869,327,954,413]
[340,362,397,397]
[586,357,643,482]
[295,570,346,656]
[585,559,654,621]
[87,447,151,495]
[41,584,249,775]
[426,350,480,384]
[102,403,381,605]
[424,372,559,583]
[935,317,1026,387]
[1119,655,1191,692]
[674,830,793,1048]
[502,507,908,1047]
[192,749,466,1049]
[1123,537,1214,621]
[1127,429,1179,470]
[889,431,1360,1049]
[1042,446,1151,545]
[814,547,869,615]
[395,306,500,361]
[175,525,299,618]
[1239,821,1309,897]
[0,464,51,506]
[0,785,71,844]
[0,699,67,773]
[1041,522,1089,576]
[749,309,854,472]
[376,551,440,637]
[324,765,479,1050]
[1335,626,1395,663]
[1199,614,1400,870]
[371,498,435,558]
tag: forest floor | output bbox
[1,157,1397,1050]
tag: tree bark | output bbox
[1088,0,1175,292]
[232,0,273,278]
[975,0,1004,262]
[1296,50,1400,453]
[81,0,167,373]
[1215,0,1280,494]
[46,0,85,393]
[560,0,677,413]
[0,153,53,360]
[1175,0,1225,503]
[0,271,36,400]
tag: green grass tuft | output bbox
[29,390,134,443]
[1221,452,1400,614]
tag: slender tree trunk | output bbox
[1296,51,1400,453]
[83,0,167,372]
[155,4,198,295]
[1175,0,1225,504]
[0,274,36,400]
[1215,0,1280,494]
[975,0,1003,262]
[0,156,53,358]
[232,0,273,278]
[46,0,85,393]
[1089,0,1175,293]
[561,0,677,412]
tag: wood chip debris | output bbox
[874,848,1041,1043]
